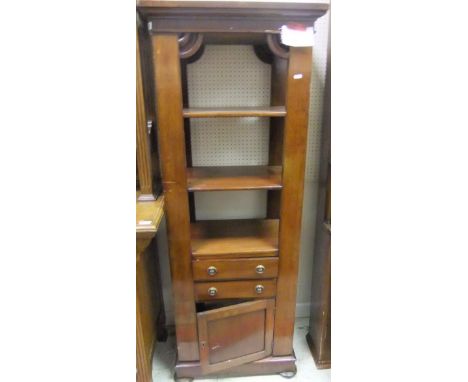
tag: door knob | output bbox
[255,285,264,294]
[207,266,218,276]
[208,287,218,297]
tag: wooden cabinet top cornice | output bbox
[137,0,329,33]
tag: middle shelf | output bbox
[187,165,282,191]
[183,106,286,118]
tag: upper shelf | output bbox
[183,106,286,118]
[187,166,282,191]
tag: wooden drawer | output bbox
[194,280,276,301]
[192,257,279,281]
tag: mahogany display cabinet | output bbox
[137,1,328,380]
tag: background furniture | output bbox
[137,1,328,379]
[136,18,161,202]
[136,21,166,382]
[136,195,166,382]
[306,18,331,369]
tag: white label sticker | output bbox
[293,74,303,80]
[138,220,152,226]
[280,24,315,47]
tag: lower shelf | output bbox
[191,219,279,259]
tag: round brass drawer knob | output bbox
[255,285,264,294]
[255,265,265,274]
[207,266,218,276]
[208,287,218,297]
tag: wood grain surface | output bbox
[152,33,199,361]
[197,299,274,374]
[187,166,282,191]
[194,279,277,301]
[192,257,279,281]
[273,47,313,356]
[183,106,286,118]
[191,219,279,258]
[136,194,165,239]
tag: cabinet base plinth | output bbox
[175,354,296,379]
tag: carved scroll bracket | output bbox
[178,33,204,60]
[266,33,290,60]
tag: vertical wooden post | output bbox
[273,47,313,356]
[152,34,199,361]
[136,30,155,201]
[181,61,196,222]
[267,56,287,218]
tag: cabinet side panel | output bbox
[273,47,312,356]
[152,34,199,361]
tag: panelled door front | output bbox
[197,299,275,374]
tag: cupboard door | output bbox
[197,299,275,375]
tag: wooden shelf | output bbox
[187,166,282,191]
[191,219,279,259]
[183,106,286,118]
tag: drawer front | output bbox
[194,280,276,301]
[192,257,278,281]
